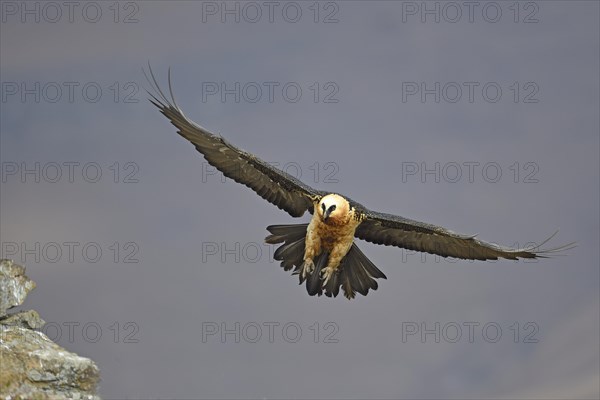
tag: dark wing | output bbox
[354,208,576,261]
[145,66,325,217]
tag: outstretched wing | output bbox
[354,208,576,261]
[145,66,324,217]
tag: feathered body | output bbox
[145,66,575,299]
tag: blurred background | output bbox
[1,1,598,398]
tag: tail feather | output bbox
[340,272,354,299]
[267,224,308,273]
[343,245,379,296]
[352,245,387,279]
[266,224,387,299]
[306,252,328,296]
[324,271,341,298]
[266,224,308,243]
[273,236,305,271]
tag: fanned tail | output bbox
[265,224,387,299]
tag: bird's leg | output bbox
[302,227,321,279]
[301,258,315,279]
[320,264,337,286]
[321,241,352,286]
[320,257,342,286]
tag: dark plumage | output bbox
[145,66,575,299]
[265,223,386,299]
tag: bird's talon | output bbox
[321,266,335,286]
[301,260,315,279]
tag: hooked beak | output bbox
[323,208,332,221]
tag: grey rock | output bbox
[0,259,36,317]
[1,324,101,400]
[0,259,101,400]
[0,309,45,329]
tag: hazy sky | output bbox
[1,1,598,399]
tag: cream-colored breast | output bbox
[311,210,360,251]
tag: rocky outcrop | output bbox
[0,260,36,318]
[0,259,101,400]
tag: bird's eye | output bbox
[329,205,336,212]
[321,203,326,212]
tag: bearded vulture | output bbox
[145,67,575,299]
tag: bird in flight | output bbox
[145,67,575,299]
